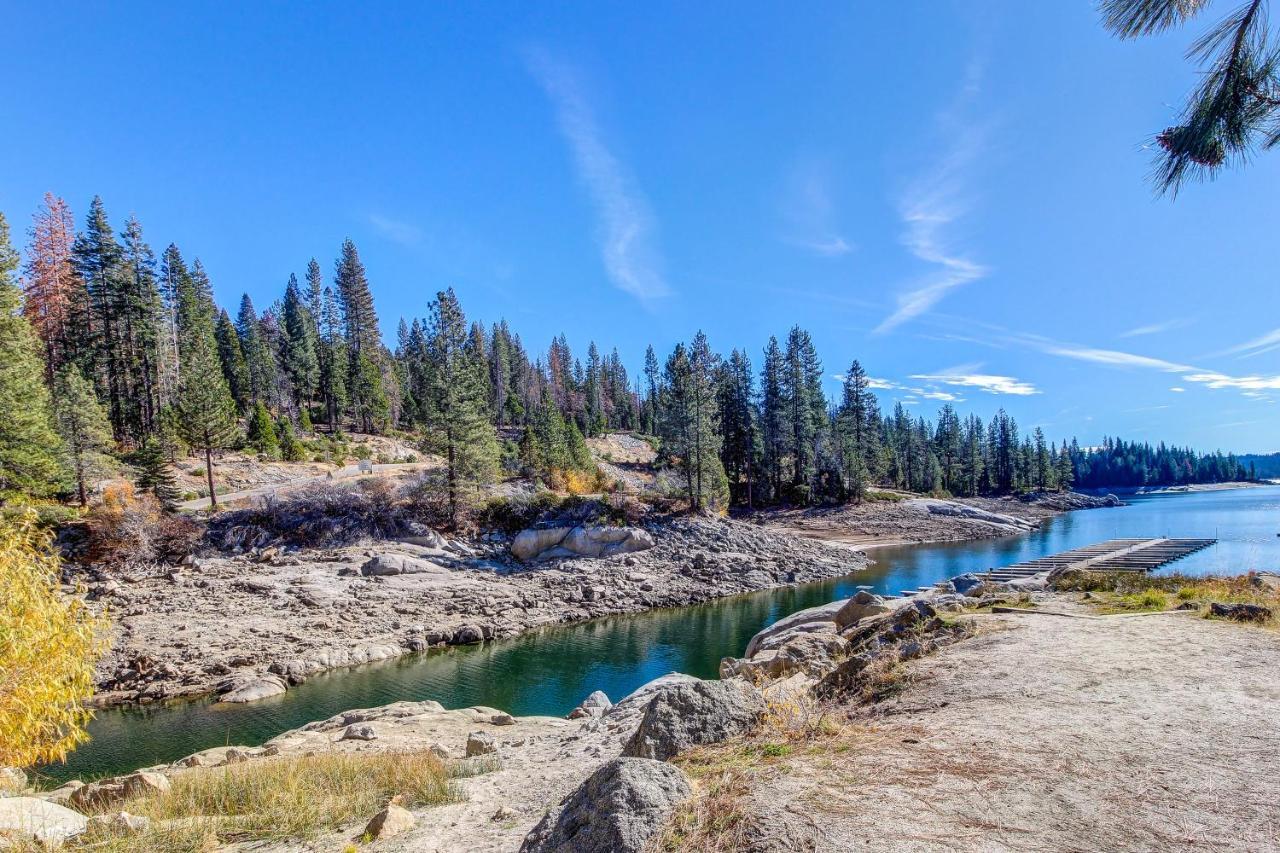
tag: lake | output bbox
[44,485,1280,782]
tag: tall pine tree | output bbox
[421,289,499,526]
[0,213,64,502]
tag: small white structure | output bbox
[358,459,374,475]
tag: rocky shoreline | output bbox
[25,552,1021,851]
[88,515,867,708]
[85,491,1122,709]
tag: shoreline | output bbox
[84,492,1117,712]
[1080,480,1267,496]
[85,515,869,710]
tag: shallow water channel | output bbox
[46,485,1280,782]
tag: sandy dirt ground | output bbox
[751,493,1079,551]
[727,603,1280,852]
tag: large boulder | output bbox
[744,598,846,657]
[511,525,655,562]
[834,590,892,628]
[360,554,448,576]
[220,674,288,703]
[520,758,691,853]
[949,573,987,597]
[68,771,170,812]
[609,673,700,717]
[0,797,88,846]
[568,689,613,719]
[622,678,766,761]
[723,631,848,681]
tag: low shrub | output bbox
[207,480,409,551]
[80,483,203,567]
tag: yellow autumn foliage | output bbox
[0,510,105,768]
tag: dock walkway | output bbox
[901,537,1216,597]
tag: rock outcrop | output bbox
[360,554,450,576]
[511,525,655,562]
[520,758,691,853]
[906,498,1039,533]
[622,678,766,761]
[219,674,288,703]
[0,797,88,846]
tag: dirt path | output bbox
[177,462,436,511]
[728,605,1280,851]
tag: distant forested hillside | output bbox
[1239,453,1280,480]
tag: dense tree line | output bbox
[0,194,1258,511]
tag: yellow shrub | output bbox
[563,468,596,495]
[0,511,106,767]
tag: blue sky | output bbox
[3,2,1278,452]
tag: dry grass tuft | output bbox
[1055,570,1279,626]
[19,749,482,852]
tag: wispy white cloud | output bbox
[368,214,424,247]
[526,48,669,304]
[781,159,854,257]
[1006,331,1280,401]
[1118,318,1191,338]
[1170,386,1186,392]
[876,60,989,334]
[910,372,1039,396]
[1033,342,1193,373]
[1221,327,1280,359]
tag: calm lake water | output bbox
[44,485,1280,782]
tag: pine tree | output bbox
[247,401,280,459]
[278,417,306,462]
[642,345,660,435]
[837,360,876,503]
[353,351,390,433]
[759,336,786,502]
[584,341,605,436]
[718,349,759,506]
[0,213,65,502]
[661,333,727,511]
[520,388,571,477]
[934,404,962,494]
[156,245,187,407]
[133,440,181,511]
[421,288,499,526]
[52,367,113,507]
[282,273,319,410]
[117,216,165,441]
[236,295,277,406]
[318,284,348,428]
[1055,441,1075,491]
[174,299,239,508]
[782,326,825,500]
[22,194,78,383]
[334,239,385,430]
[214,309,251,410]
[71,196,127,439]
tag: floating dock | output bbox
[900,538,1216,597]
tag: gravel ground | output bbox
[717,602,1280,851]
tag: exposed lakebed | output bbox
[45,486,1280,782]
